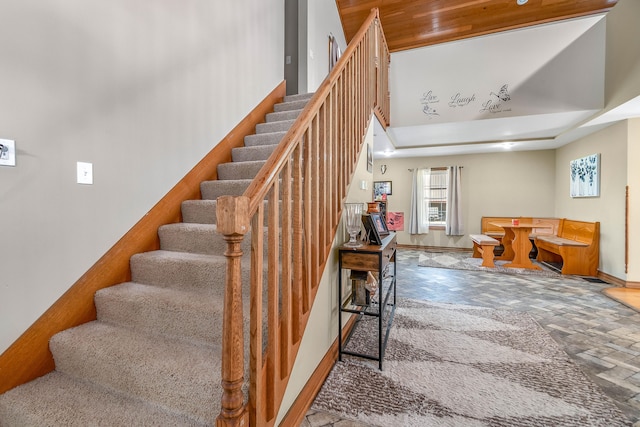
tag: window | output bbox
[424,168,448,226]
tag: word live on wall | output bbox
[420,84,512,119]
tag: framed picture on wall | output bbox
[570,153,600,198]
[373,181,392,199]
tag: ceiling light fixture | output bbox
[517,0,528,5]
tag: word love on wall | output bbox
[420,84,512,119]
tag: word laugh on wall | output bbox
[420,84,512,119]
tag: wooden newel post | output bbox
[216,195,250,427]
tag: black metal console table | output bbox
[337,232,397,370]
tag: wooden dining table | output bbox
[489,221,553,270]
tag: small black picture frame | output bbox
[370,212,389,238]
[362,213,389,245]
[362,214,382,245]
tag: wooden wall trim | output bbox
[597,271,626,287]
[397,244,472,253]
[0,81,287,394]
[626,185,629,274]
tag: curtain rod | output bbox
[407,166,463,171]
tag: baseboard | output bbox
[397,244,472,253]
[597,271,626,287]
[279,315,357,427]
[625,281,640,289]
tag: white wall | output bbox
[627,119,640,282]
[372,150,556,248]
[604,0,640,283]
[390,16,605,129]
[554,121,628,279]
[0,0,284,354]
[605,0,640,111]
[298,0,346,93]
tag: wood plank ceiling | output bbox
[336,0,618,52]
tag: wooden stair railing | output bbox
[216,8,390,427]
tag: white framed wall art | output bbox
[570,153,600,198]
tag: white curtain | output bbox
[445,166,464,236]
[409,168,430,234]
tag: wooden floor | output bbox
[603,287,640,312]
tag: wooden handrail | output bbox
[216,9,390,426]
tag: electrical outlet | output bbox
[0,139,16,167]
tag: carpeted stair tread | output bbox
[231,144,278,162]
[273,98,309,112]
[49,322,220,424]
[95,282,225,346]
[217,160,265,180]
[159,223,251,255]
[200,179,252,200]
[256,119,296,134]
[244,131,287,147]
[130,250,233,292]
[284,92,314,102]
[0,371,208,427]
[265,109,302,123]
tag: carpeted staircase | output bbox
[0,92,315,426]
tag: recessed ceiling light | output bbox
[517,0,528,5]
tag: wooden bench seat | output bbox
[470,234,500,268]
[534,219,599,276]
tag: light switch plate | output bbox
[77,162,93,184]
[0,139,16,167]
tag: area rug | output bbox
[418,250,560,278]
[312,299,630,426]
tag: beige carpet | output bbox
[418,250,562,278]
[312,299,630,426]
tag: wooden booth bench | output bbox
[479,216,599,276]
[470,234,500,268]
[534,219,600,276]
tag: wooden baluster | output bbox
[216,195,250,427]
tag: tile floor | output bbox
[302,248,640,427]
